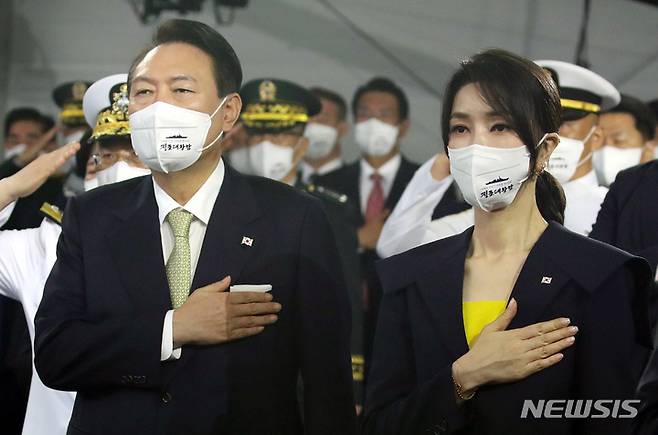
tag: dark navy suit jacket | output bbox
[364,222,652,435]
[34,165,356,435]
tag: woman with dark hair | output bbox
[362,49,652,435]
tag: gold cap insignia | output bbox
[259,80,277,102]
[72,81,88,101]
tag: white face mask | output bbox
[129,97,227,174]
[248,140,295,181]
[355,118,399,157]
[548,127,594,184]
[95,160,151,188]
[4,143,27,160]
[304,122,338,160]
[448,135,547,212]
[227,146,253,174]
[83,177,99,192]
[592,146,642,186]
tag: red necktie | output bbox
[365,173,384,223]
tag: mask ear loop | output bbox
[574,126,597,168]
[201,95,230,151]
[530,132,551,177]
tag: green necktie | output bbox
[165,208,194,309]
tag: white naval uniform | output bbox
[0,218,75,435]
[376,154,607,258]
[0,200,16,227]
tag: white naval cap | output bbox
[535,60,620,114]
[83,73,128,128]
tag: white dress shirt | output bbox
[300,157,343,184]
[359,154,401,216]
[0,219,75,435]
[154,158,225,361]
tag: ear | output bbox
[220,93,243,133]
[536,133,559,172]
[398,119,410,139]
[336,120,349,139]
[588,125,605,151]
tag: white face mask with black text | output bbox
[548,127,595,184]
[448,134,549,212]
[129,97,227,174]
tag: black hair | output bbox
[441,48,565,224]
[604,94,656,141]
[3,107,51,137]
[352,77,409,121]
[310,87,347,121]
[128,19,242,96]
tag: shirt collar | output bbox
[360,153,401,183]
[300,157,343,181]
[152,158,225,226]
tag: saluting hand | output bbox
[0,140,80,211]
[452,298,578,397]
[13,126,59,167]
[172,276,281,346]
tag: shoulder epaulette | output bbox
[40,202,63,225]
[305,184,348,205]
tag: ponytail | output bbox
[535,171,566,224]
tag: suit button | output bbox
[162,392,172,403]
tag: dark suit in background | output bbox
[317,156,419,385]
[35,166,355,435]
[364,222,652,435]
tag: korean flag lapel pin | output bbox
[241,236,254,247]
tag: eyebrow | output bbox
[449,110,504,120]
[130,75,197,86]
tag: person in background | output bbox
[240,77,365,413]
[0,73,146,435]
[316,77,419,384]
[594,94,656,186]
[0,107,57,435]
[300,87,348,184]
[648,99,658,152]
[2,108,52,161]
[363,48,651,435]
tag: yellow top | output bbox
[463,301,507,347]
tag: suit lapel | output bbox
[190,166,264,293]
[506,223,570,328]
[106,178,171,313]
[412,223,573,360]
[415,229,472,359]
[384,157,414,211]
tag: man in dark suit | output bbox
[34,19,355,435]
[238,77,365,412]
[316,77,419,384]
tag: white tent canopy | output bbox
[1,0,657,161]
